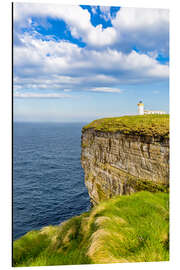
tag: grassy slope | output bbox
[13,191,169,266]
[83,114,169,137]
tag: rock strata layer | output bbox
[81,128,169,206]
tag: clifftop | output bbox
[83,114,169,138]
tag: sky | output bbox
[13,3,169,122]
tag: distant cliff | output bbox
[81,115,169,206]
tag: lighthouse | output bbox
[137,101,144,115]
[137,101,165,115]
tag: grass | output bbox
[126,176,169,193]
[13,191,169,266]
[83,114,169,138]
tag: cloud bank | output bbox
[13,3,169,98]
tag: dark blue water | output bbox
[13,122,90,240]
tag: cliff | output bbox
[13,191,169,266]
[81,115,169,206]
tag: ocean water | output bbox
[13,122,90,240]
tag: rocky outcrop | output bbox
[81,128,169,206]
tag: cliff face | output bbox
[81,128,169,206]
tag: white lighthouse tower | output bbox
[137,101,144,115]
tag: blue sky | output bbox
[13,3,169,122]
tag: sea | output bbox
[13,122,91,240]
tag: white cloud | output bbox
[91,87,122,93]
[112,7,169,54]
[64,89,71,92]
[113,7,168,30]
[153,90,160,94]
[13,4,169,96]
[87,25,116,47]
[14,92,72,98]
[14,3,116,47]
[14,3,169,55]
[14,4,169,52]
[13,32,169,94]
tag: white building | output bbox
[137,101,165,115]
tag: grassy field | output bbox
[13,191,169,266]
[83,114,169,137]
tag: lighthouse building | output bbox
[137,101,165,115]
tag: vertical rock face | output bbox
[81,129,169,206]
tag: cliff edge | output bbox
[81,115,169,206]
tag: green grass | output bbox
[83,114,169,138]
[13,191,169,266]
[126,177,169,193]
